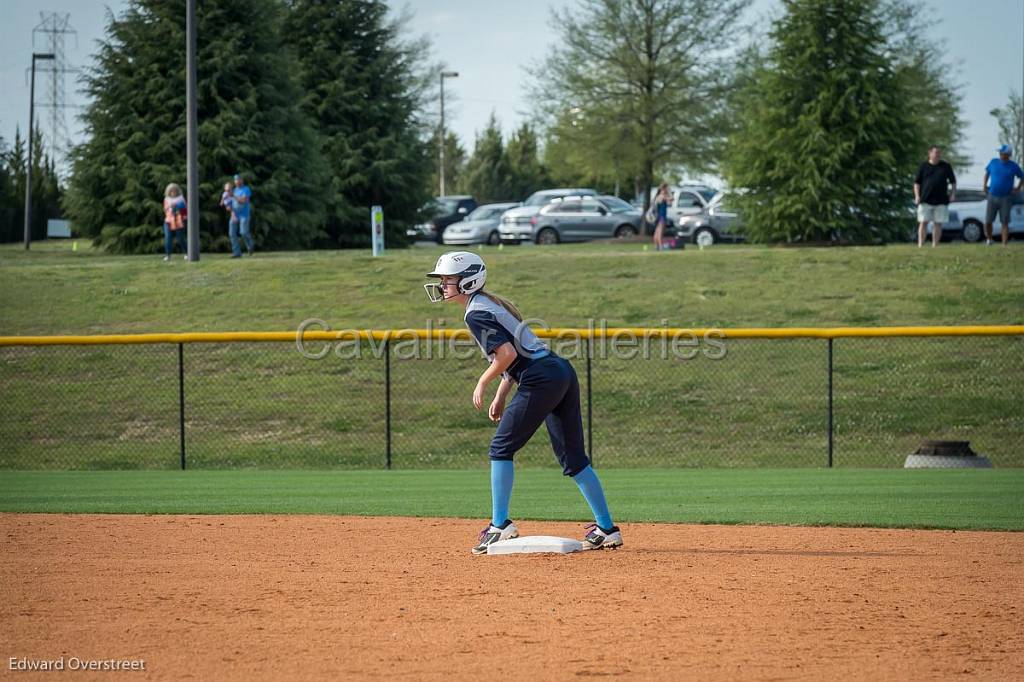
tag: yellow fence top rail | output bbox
[1,326,1023,346]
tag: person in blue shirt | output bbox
[229,173,254,257]
[424,251,622,555]
[653,183,672,251]
[983,144,1024,245]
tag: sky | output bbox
[1,0,1021,187]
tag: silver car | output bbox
[499,187,598,243]
[674,191,745,244]
[532,195,643,244]
[442,202,520,246]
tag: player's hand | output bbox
[472,382,486,410]
[488,397,505,422]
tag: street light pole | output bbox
[24,52,55,250]
[185,0,200,262]
[439,71,458,197]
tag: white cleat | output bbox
[582,523,623,550]
[472,521,518,555]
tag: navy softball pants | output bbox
[488,354,591,476]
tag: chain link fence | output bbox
[1,330,1021,469]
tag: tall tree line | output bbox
[434,115,552,204]
[528,0,967,243]
[65,0,434,253]
[0,129,63,243]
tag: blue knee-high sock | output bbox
[573,465,613,530]
[490,460,514,527]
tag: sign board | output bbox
[47,219,71,238]
[371,205,385,257]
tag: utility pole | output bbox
[24,52,55,250]
[186,0,200,262]
[439,71,458,197]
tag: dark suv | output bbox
[408,195,479,243]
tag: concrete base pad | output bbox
[904,454,992,469]
[487,536,584,555]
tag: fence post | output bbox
[587,335,593,465]
[385,338,392,470]
[178,343,186,470]
[827,338,833,468]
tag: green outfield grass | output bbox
[2,239,1023,333]
[1,241,1022,470]
[1,469,1022,530]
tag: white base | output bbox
[486,535,583,555]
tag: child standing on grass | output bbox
[162,183,187,261]
[424,251,622,555]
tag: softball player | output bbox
[425,251,622,555]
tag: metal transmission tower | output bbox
[31,12,78,172]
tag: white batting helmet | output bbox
[424,251,487,302]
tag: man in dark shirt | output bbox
[913,145,957,248]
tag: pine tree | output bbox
[723,0,918,243]
[64,0,330,254]
[284,0,434,246]
[462,113,512,204]
[424,131,467,199]
[8,129,26,202]
[505,124,549,201]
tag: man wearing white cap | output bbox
[982,144,1024,245]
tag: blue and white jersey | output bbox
[464,292,549,383]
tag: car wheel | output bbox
[536,228,559,245]
[693,227,717,246]
[961,220,983,243]
[487,230,501,246]
[614,224,638,239]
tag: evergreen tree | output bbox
[8,129,26,201]
[0,127,63,243]
[65,0,329,254]
[723,0,918,243]
[462,113,512,203]
[284,0,434,246]
[424,131,467,199]
[0,134,15,242]
[505,123,549,201]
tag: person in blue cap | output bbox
[229,173,254,257]
[982,145,1024,245]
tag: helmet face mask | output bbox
[423,280,449,303]
[425,252,486,303]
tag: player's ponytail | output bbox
[480,290,523,322]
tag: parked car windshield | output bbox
[524,192,564,207]
[424,198,460,217]
[466,206,500,221]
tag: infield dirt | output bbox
[2,514,1022,680]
